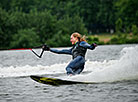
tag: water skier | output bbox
[42,32,97,75]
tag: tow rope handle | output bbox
[31,49,44,58]
[0,45,46,58]
[31,44,46,58]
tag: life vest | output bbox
[71,42,87,59]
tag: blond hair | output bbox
[72,32,86,42]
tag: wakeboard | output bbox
[30,75,95,86]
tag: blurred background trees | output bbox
[0,0,138,48]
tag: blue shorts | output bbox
[66,56,85,75]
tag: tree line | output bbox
[0,0,138,48]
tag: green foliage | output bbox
[87,36,104,45]
[57,14,87,35]
[0,6,87,48]
[27,10,58,44]
[110,35,127,44]
[115,18,123,34]
[47,14,87,47]
[97,0,116,32]
[126,27,131,33]
[126,36,138,44]
[109,34,138,44]
[0,0,138,49]
[132,25,138,35]
[47,31,71,47]
[0,8,10,48]
[115,0,138,29]
[10,29,40,48]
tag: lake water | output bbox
[0,44,138,102]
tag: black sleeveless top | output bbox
[71,42,87,59]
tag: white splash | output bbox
[69,45,138,82]
[1,45,138,83]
